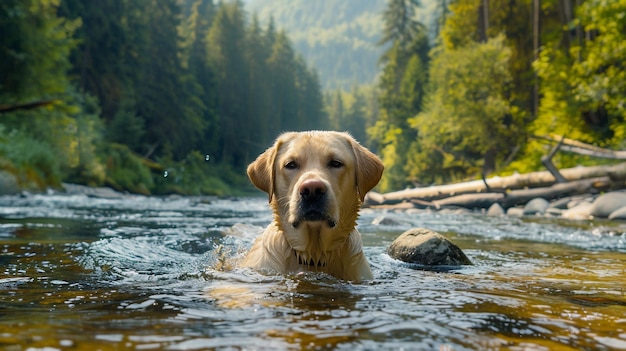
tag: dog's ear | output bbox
[247,134,290,202]
[348,136,384,202]
[247,141,280,202]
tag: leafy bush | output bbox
[0,126,61,189]
[102,143,154,195]
[153,151,253,196]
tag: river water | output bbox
[0,193,625,350]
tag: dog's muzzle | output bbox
[292,179,336,228]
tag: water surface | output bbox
[1,193,625,350]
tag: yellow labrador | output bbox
[240,131,383,282]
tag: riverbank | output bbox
[365,162,626,222]
[5,165,626,223]
[367,190,626,222]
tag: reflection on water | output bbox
[0,193,625,350]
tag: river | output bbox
[0,192,625,350]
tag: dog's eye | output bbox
[329,160,343,168]
[284,161,298,169]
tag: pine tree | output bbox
[1,0,103,187]
[207,0,250,167]
[246,13,273,147]
[370,0,429,191]
[267,31,298,131]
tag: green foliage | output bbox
[0,0,104,190]
[409,34,525,183]
[5,0,624,195]
[153,151,252,196]
[62,89,106,186]
[502,0,626,175]
[102,144,154,195]
[0,0,80,102]
[248,0,442,90]
[367,0,626,190]
[379,0,424,50]
[533,0,626,144]
[249,0,386,90]
[0,126,61,189]
[325,86,378,147]
[368,0,430,192]
[1,0,328,195]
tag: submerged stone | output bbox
[523,198,550,215]
[0,171,19,195]
[608,206,626,220]
[590,192,626,218]
[506,207,524,217]
[486,203,505,216]
[562,202,593,220]
[387,228,472,266]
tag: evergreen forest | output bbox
[1,0,625,195]
[1,0,325,195]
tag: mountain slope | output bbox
[247,0,385,90]
[246,0,439,90]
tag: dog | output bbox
[240,131,384,282]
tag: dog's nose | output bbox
[299,179,326,201]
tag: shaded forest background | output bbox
[246,0,441,90]
[1,0,624,195]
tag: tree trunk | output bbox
[478,0,489,42]
[533,0,541,116]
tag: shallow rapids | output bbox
[0,193,625,350]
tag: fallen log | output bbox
[383,177,614,210]
[366,162,626,206]
[502,176,613,208]
[432,193,505,209]
[535,134,626,160]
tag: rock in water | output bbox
[486,203,505,216]
[562,202,593,220]
[0,171,19,195]
[590,192,626,218]
[523,198,550,215]
[387,228,472,266]
[608,206,626,220]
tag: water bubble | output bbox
[205,154,210,161]
[163,170,169,178]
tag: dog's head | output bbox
[247,131,383,261]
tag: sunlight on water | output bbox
[0,194,625,350]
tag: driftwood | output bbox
[425,177,612,210]
[540,135,568,183]
[366,135,626,213]
[535,134,626,160]
[366,162,626,206]
[502,176,612,207]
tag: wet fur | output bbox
[240,131,384,282]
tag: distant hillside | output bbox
[246,0,439,90]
